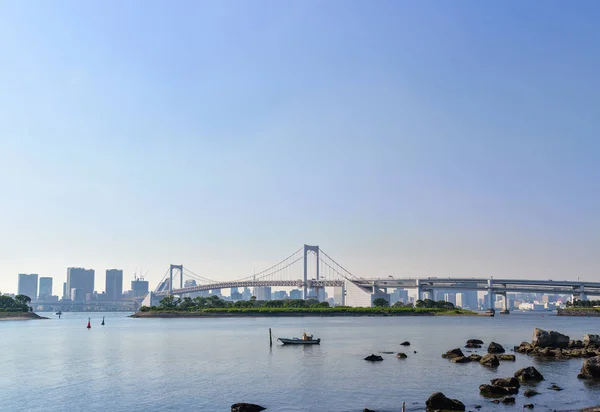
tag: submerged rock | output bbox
[488,342,505,354]
[400,341,411,346]
[524,404,534,409]
[451,356,471,363]
[396,352,407,359]
[523,389,540,397]
[465,342,482,348]
[443,348,465,359]
[231,403,266,412]
[479,354,500,368]
[549,384,563,391]
[425,392,465,411]
[532,328,569,349]
[498,354,516,361]
[364,354,383,362]
[490,377,520,388]
[578,356,600,379]
[467,339,484,345]
[363,409,376,412]
[479,385,517,397]
[469,354,482,362]
[514,366,544,382]
[501,397,516,404]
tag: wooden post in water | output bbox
[269,328,272,347]
[402,402,405,412]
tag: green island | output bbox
[558,299,600,317]
[131,296,475,318]
[0,294,47,320]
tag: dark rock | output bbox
[426,392,465,411]
[231,403,266,412]
[465,342,482,348]
[413,351,417,354]
[479,354,500,368]
[515,342,534,354]
[523,389,539,397]
[469,354,482,362]
[379,351,394,354]
[569,339,585,348]
[451,356,471,363]
[363,409,376,412]
[443,348,465,359]
[514,366,544,382]
[467,339,484,345]
[488,342,505,354]
[474,406,482,409]
[501,397,515,404]
[364,354,383,362]
[400,341,411,346]
[578,356,600,379]
[490,377,520,388]
[524,404,534,409]
[549,384,563,391]
[532,328,569,349]
[498,354,516,361]
[479,385,518,397]
[396,352,407,359]
[584,334,600,347]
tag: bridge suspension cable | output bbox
[183,267,218,284]
[319,249,360,281]
[230,247,304,282]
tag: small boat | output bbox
[278,332,320,345]
[101,316,105,326]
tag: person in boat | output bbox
[301,332,312,341]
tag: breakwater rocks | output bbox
[557,309,600,317]
[514,328,600,359]
[231,403,265,412]
[0,312,48,320]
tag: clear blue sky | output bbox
[1,1,599,295]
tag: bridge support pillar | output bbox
[303,245,320,300]
[169,264,183,296]
[487,279,495,310]
[579,285,587,301]
[415,279,422,301]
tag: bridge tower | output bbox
[169,264,183,295]
[303,245,320,300]
[487,278,495,310]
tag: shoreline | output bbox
[557,309,600,317]
[130,310,476,318]
[0,312,48,321]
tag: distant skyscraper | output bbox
[460,291,478,309]
[253,286,271,301]
[105,269,123,301]
[18,274,38,300]
[62,282,68,300]
[184,279,197,288]
[38,277,53,299]
[67,268,95,296]
[289,289,303,300]
[242,287,252,300]
[131,279,149,297]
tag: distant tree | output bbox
[265,300,284,308]
[415,299,425,308]
[316,301,330,308]
[250,296,257,301]
[305,299,320,307]
[284,299,306,308]
[14,295,31,311]
[159,295,179,310]
[372,298,389,307]
[392,301,404,308]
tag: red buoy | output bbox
[87,318,91,329]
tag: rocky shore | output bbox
[130,309,472,318]
[557,309,600,317]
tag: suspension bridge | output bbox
[142,244,600,309]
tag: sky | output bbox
[1,1,599,296]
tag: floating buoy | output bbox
[87,318,91,329]
[101,316,105,326]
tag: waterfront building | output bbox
[18,274,38,300]
[105,269,123,301]
[67,268,95,296]
[38,277,53,300]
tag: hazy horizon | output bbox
[1,1,599,295]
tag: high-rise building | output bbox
[184,279,197,288]
[62,282,68,300]
[105,269,123,301]
[253,286,271,301]
[289,289,303,300]
[459,291,478,310]
[67,268,95,296]
[242,287,252,300]
[18,274,38,300]
[131,279,149,297]
[38,277,53,300]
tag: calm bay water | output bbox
[1,312,599,412]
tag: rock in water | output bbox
[498,354,516,361]
[479,354,500,367]
[501,397,516,404]
[396,352,407,359]
[490,377,520,388]
[467,339,484,345]
[578,356,600,379]
[479,385,518,397]
[400,341,411,346]
[514,366,544,382]
[524,404,534,409]
[451,356,471,363]
[363,409,376,412]
[549,384,563,391]
[584,334,600,347]
[469,354,482,362]
[524,389,539,397]
[487,342,505,354]
[532,328,569,349]
[443,348,465,359]
[425,392,465,411]
[231,403,266,412]
[465,342,482,348]
[364,354,383,362]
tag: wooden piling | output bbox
[269,328,273,346]
[402,401,405,412]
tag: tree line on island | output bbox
[139,295,460,313]
[0,295,33,312]
[566,300,600,308]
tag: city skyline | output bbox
[1,1,599,293]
